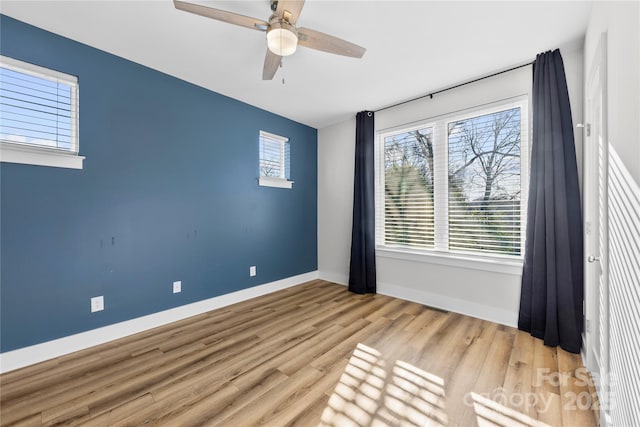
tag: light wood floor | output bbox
[0,280,599,426]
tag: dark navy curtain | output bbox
[348,111,377,294]
[518,50,584,354]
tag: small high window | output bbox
[259,130,292,189]
[0,56,83,169]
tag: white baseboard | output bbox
[377,281,518,327]
[316,272,517,327]
[318,270,348,286]
[0,271,319,374]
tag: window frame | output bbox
[0,55,83,169]
[375,96,529,274]
[258,130,293,189]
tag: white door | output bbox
[584,33,609,415]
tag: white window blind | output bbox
[0,56,78,153]
[259,130,290,179]
[259,130,292,189]
[447,107,524,256]
[382,127,435,249]
[377,98,528,259]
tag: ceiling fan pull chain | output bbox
[281,30,285,85]
[276,27,284,84]
[281,58,285,85]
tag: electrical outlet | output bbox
[250,266,256,277]
[91,296,104,313]
[173,280,182,293]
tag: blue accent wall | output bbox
[0,15,317,352]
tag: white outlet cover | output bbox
[91,296,104,313]
[250,266,256,277]
[173,281,182,293]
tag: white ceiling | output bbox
[1,0,592,129]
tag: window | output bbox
[258,130,292,189]
[0,56,83,169]
[383,126,435,249]
[376,98,528,262]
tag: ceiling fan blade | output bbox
[174,0,268,31]
[297,28,366,58]
[275,0,305,25]
[263,49,282,80]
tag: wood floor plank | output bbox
[261,359,351,427]
[403,306,448,333]
[0,349,165,425]
[311,294,389,330]
[502,331,537,418]
[557,350,599,427]
[0,280,598,427]
[310,316,391,373]
[149,326,318,404]
[195,368,290,426]
[285,392,330,426]
[414,313,477,377]
[213,366,326,426]
[276,319,371,377]
[68,392,155,427]
[458,328,516,426]
[153,382,240,426]
[0,359,59,387]
[443,320,500,424]
[2,308,240,401]
[532,338,563,426]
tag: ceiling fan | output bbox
[173,0,366,80]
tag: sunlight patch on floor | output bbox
[319,343,447,426]
[319,342,561,427]
[470,392,552,427]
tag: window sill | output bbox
[258,176,293,189]
[376,246,524,276]
[0,142,84,169]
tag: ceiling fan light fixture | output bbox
[267,19,298,56]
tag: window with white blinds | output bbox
[258,130,292,189]
[376,98,528,259]
[448,107,523,256]
[0,56,82,169]
[382,127,435,249]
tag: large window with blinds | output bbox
[0,56,82,169]
[376,97,528,259]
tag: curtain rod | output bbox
[373,60,534,113]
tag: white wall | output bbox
[318,48,584,327]
[318,117,356,286]
[564,48,585,188]
[584,1,640,185]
